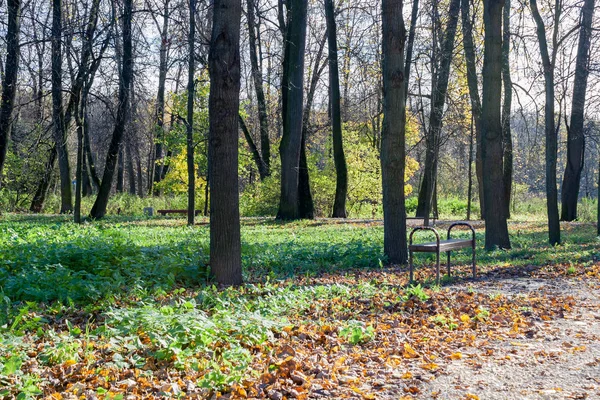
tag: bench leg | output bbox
[447,251,451,277]
[472,246,476,278]
[409,250,414,282]
[435,249,440,285]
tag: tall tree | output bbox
[461,0,485,218]
[90,0,133,219]
[246,0,270,179]
[277,0,308,220]
[0,0,22,187]
[415,0,461,223]
[404,0,419,100]
[529,0,560,245]
[52,0,73,213]
[381,0,408,264]
[501,0,513,218]
[149,0,171,195]
[325,0,348,218]
[187,0,196,226]
[560,0,595,221]
[208,0,243,285]
[481,0,510,249]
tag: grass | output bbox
[0,214,598,397]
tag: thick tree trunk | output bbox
[52,0,73,213]
[208,0,242,285]
[461,0,485,219]
[501,0,513,219]
[561,0,595,221]
[187,0,196,226]
[381,0,408,264]
[416,0,461,221]
[89,0,133,219]
[325,0,348,218]
[530,0,560,245]
[277,0,308,220]
[246,0,270,177]
[482,0,511,249]
[0,0,21,187]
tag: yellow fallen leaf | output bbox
[403,343,419,358]
[421,362,439,371]
[450,352,463,360]
[460,314,471,323]
[64,359,77,366]
[401,371,413,379]
[465,394,479,400]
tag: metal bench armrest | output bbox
[410,226,440,248]
[447,222,475,245]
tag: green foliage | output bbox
[339,321,375,345]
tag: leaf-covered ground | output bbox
[0,216,598,399]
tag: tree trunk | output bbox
[277,0,308,220]
[208,0,242,285]
[501,0,513,219]
[461,0,485,219]
[239,114,268,178]
[74,102,84,223]
[30,146,57,213]
[404,0,419,100]
[151,0,170,195]
[297,33,326,220]
[561,0,595,221]
[325,0,348,218]
[530,0,560,245]
[116,147,125,193]
[381,0,408,264]
[481,0,511,249]
[416,0,461,221]
[126,140,136,195]
[467,115,474,220]
[0,0,21,187]
[89,0,133,219]
[246,0,270,177]
[187,0,196,226]
[52,0,73,213]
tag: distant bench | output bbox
[157,209,203,216]
[408,222,476,284]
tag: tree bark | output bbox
[208,0,243,285]
[325,0,348,218]
[482,0,511,249]
[30,146,57,213]
[416,0,461,222]
[461,0,485,219]
[52,0,73,213]
[404,0,419,100]
[530,0,560,245]
[126,140,136,195]
[0,0,21,187]
[501,0,513,219]
[240,114,268,178]
[277,0,308,220]
[381,0,408,264]
[89,0,133,219]
[560,0,595,221]
[116,147,125,193]
[151,0,170,195]
[246,0,270,178]
[187,0,196,226]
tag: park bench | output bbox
[157,209,203,216]
[408,222,476,284]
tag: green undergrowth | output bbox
[0,215,598,396]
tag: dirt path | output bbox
[420,278,600,399]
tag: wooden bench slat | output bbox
[409,238,473,252]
